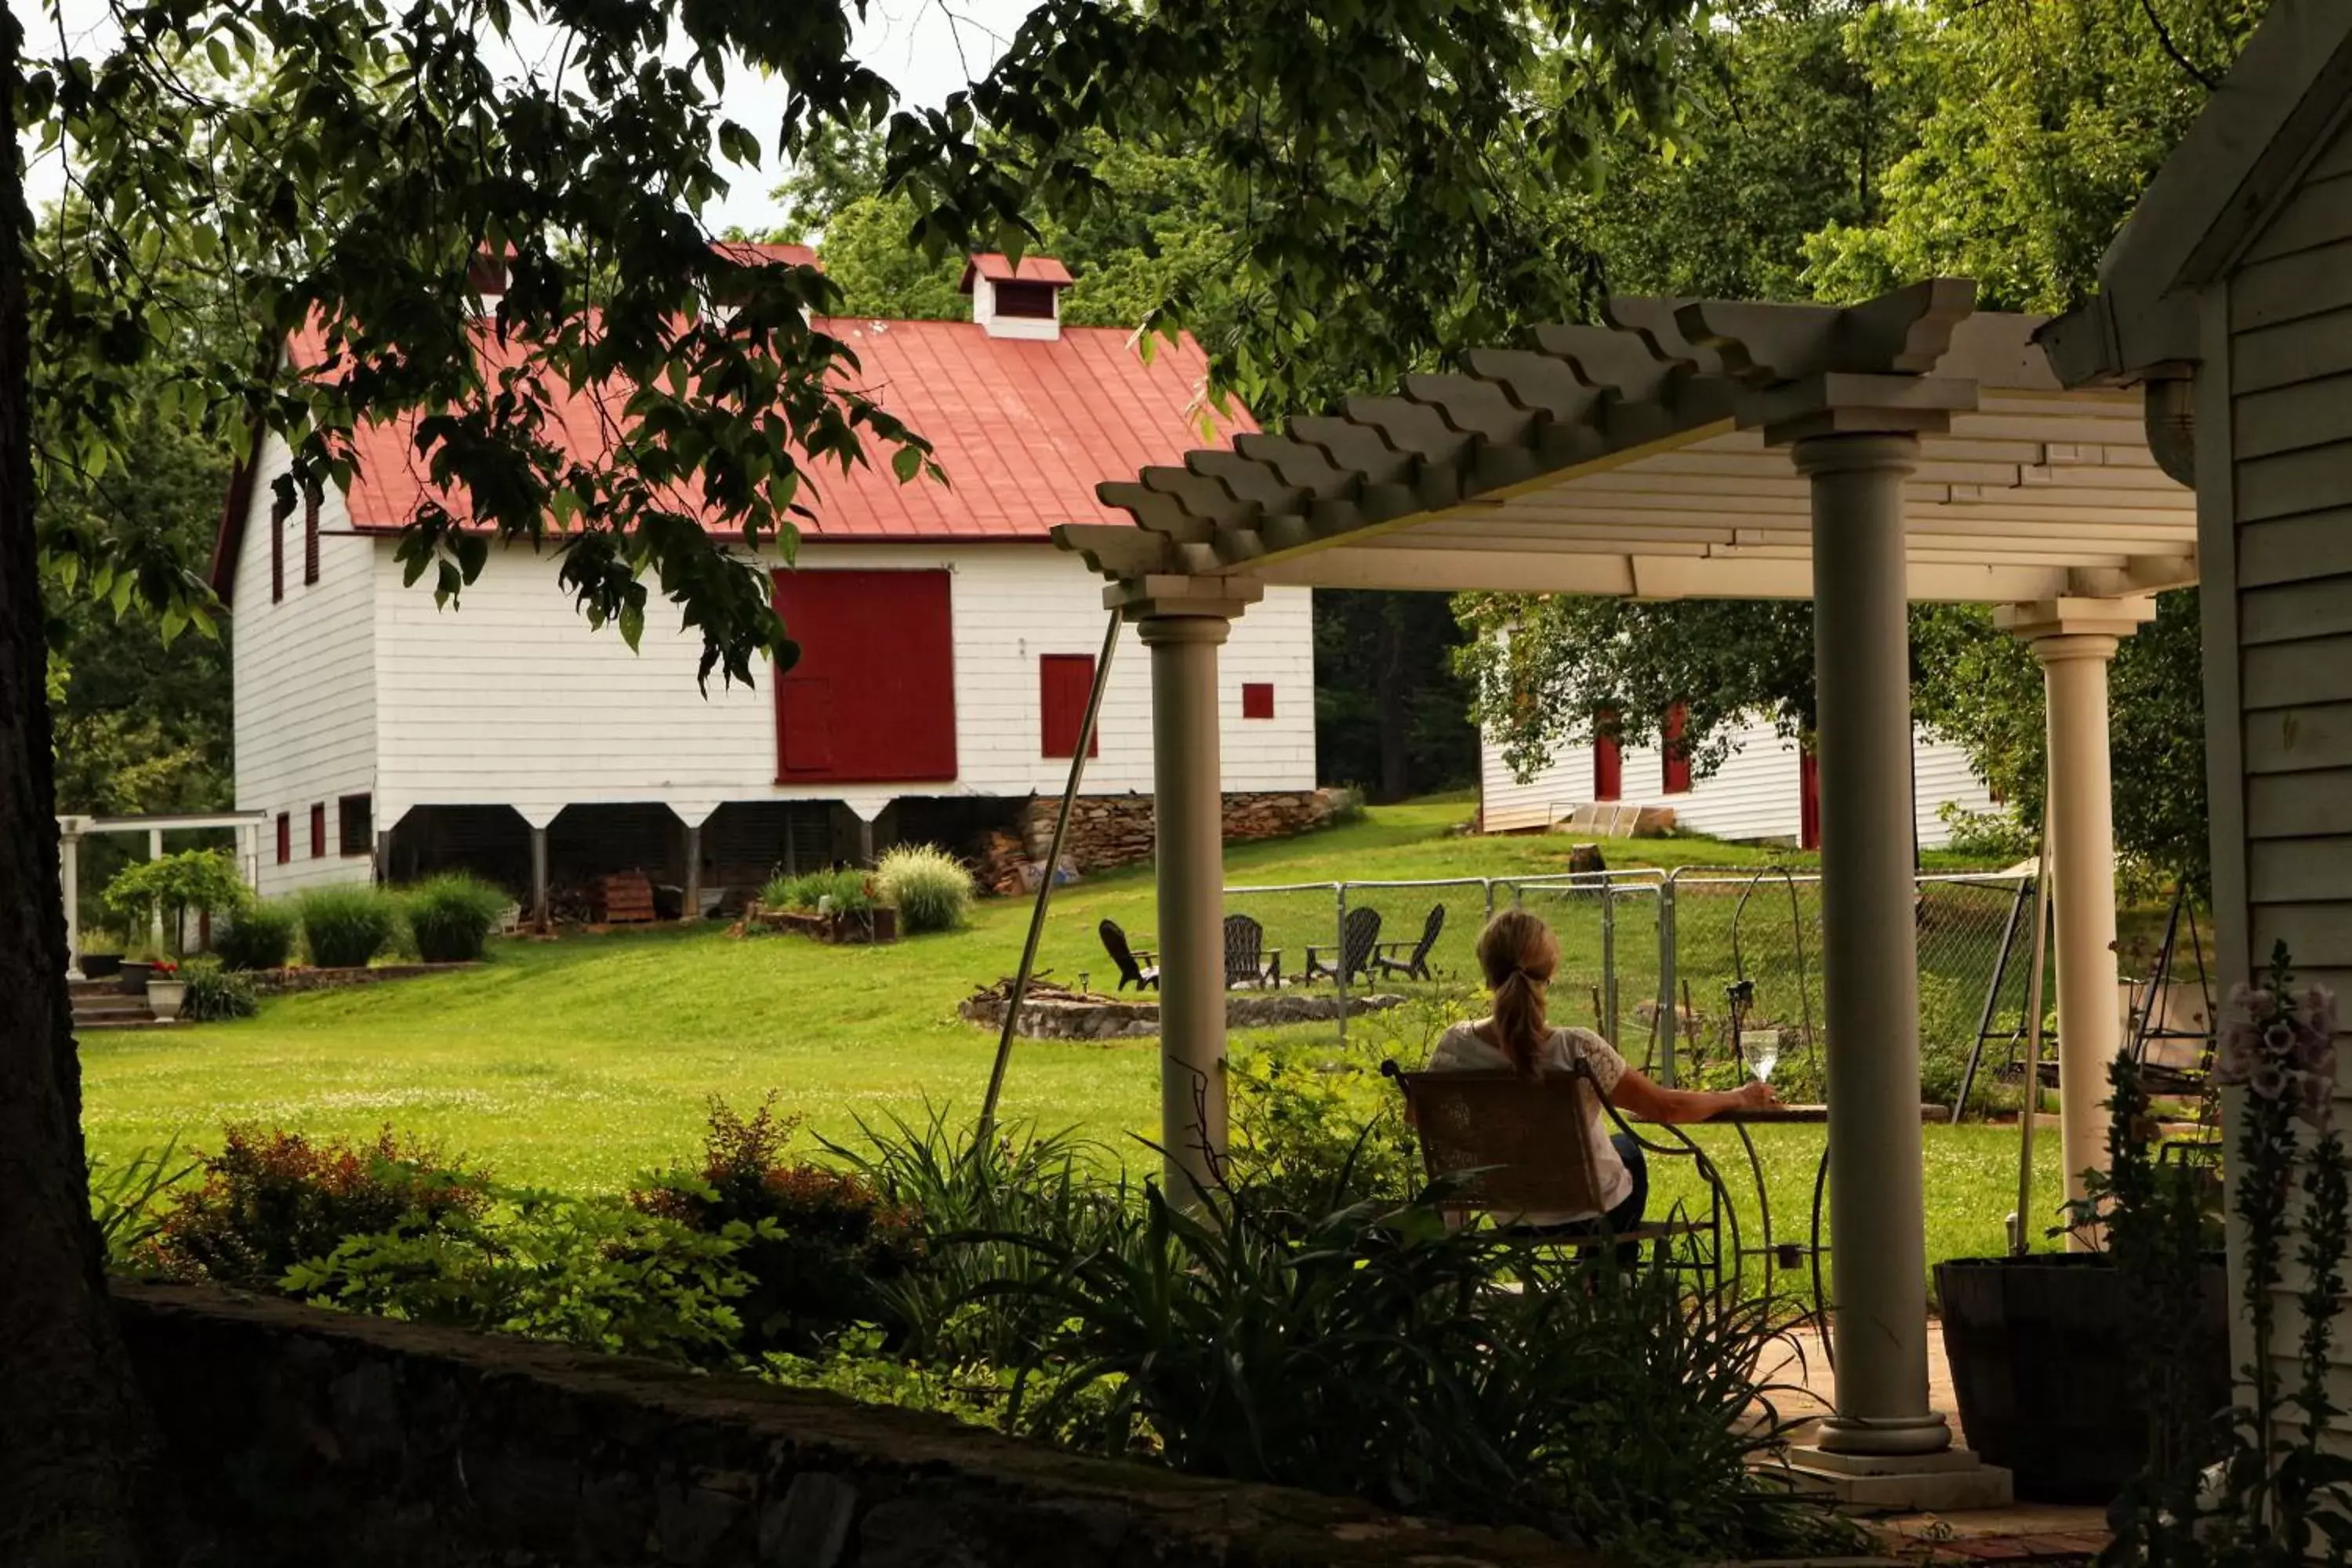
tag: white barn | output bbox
[1479,720,1996,847]
[209,251,1316,913]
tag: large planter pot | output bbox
[146,978,187,1023]
[1936,1252,2230,1504]
[79,953,124,980]
[118,960,156,993]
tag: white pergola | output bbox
[1055,278,2196,1504]
[56,811,269,976]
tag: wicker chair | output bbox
[1382,1059,1732,1298]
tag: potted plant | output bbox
[145,958,186,1022]
[1935,1062,2231,1504]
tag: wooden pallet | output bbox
[596,872,658,924]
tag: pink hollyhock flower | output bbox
[2216,1023,2262,1085]
[2266,1021,2299,1056]
[2302,985,2339,1039]
[2298,1072,2334,1131]
[2252,1061,2289,1102]
[2231,984,2278,1021]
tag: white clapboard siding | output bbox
[2223,113,2352,1421]
[368,540,1316,829]
[230,434,379,898]
[1479,719,1993,846]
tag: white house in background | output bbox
[1479,716,1996,848]
[208,249,1316,909]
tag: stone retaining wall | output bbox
[958,989,1406,1041]
[113,1281,1587,1568]
[1018,789,1348,875]
[248,961,481,994]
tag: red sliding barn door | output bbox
[771,569,957,784]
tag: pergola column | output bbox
[60,822,84,982]
[1795,430,1952,1460]
[1116,575,1262,1202]
[1995,597,2156,1214]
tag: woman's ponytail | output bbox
[1475,909,1561,1078]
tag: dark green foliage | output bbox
[153,1126,489,1291]
[761,869,874,916]
[1312,591,1479,802]
[211,898,296,971]
[634,1097,922,1354]
[401,873,506,963]
[1225,1034,1421,1216]
[176,956,257,1022]
[88,1140,201,1266]
[283,1191,755,1365]
[991,1181,1852,1561]
[102,848,249,955]
[822,1108,1130,1370]
[296,884,399,968]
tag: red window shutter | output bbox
[1241,682,1275,720]
[771,569,957,784]
[310,804,327,858]
[1661,702,1692,795]
[270,497,287,604]
[1592,709,1622,803]
[276,813,291,865]
[1799,749,1822,851]
[1040,655,1098,759]
[303,486,321,586]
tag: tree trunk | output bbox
[0,15,162,1565]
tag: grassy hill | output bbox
[78,797,2067,1270]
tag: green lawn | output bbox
[78,796,2069,1272]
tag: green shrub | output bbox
[402,873,506,962]
[285,1189,754,1365]
[178,957,260,1022]
[212,898,297,971]
[824,1108,1129,1368]
[296,884,400,967]
[989,1185,1857,1562]
[1936,800,2035,863]
[155,1126,489,1290]
[874,843,974,934]
[635,1095,921,1354]
[760,868,873,916]
[104,849,249,956]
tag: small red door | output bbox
[1661,702,1692,795]
[1798,749,1821,851]
[1592,709,1623,803]
[1040,655,1098,759]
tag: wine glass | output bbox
[1740,1028,1781,1087]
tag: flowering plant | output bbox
[148,959,179,977]
[2110,942,2352,1563]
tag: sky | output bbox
[13,0,1043,234]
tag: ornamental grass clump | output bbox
[296,884,400,967]
[211,897,296,971]
[761,868,873,916]
[401,872,506,962]
[874,843,973,934]
[176,956,259,1021]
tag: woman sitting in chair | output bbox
[1422,909,1778,1239]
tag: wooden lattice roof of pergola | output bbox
[1054,279,2198,604]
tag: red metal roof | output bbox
[960,253,1076,290]
[332,319,1244,541]
[213,307,1250,593]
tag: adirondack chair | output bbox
[1223,913,1282,989]
[1372,903,1447,982]
[1301,906,1381,986]
[1383,1058,1727,1297]
[1098,920,1159,991]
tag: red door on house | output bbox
[771,569,957,784]
[1592,708,1623,803]
[1798,748,1821,851]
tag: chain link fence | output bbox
[1215,866,2042,1111]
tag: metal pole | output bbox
[1658,870,1679,1088]
[1334,883,1350,1044]
[2011,840,2055,1258]
[1601,879,1619,1047]
[978,611,1121,1143]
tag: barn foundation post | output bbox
[1996,597,2155,1222]
[60,822,83,980]
[530,826,550,932]
[1115,575,1262,1203]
